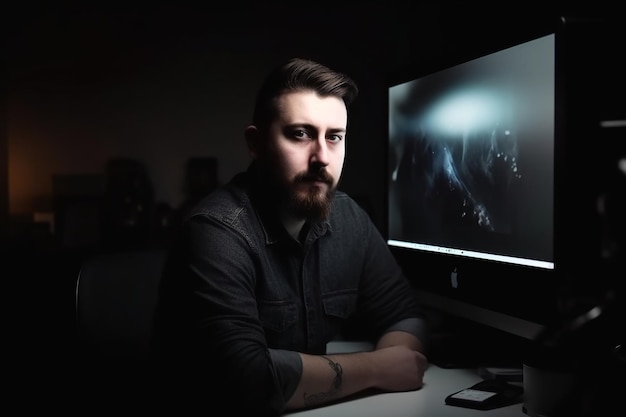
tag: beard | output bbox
[286,168,335,222]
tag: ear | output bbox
[245,125,260,158]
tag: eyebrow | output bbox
[286,123,347,135]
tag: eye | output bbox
[293,129,313,140]
[327,134,343,143]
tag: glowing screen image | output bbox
[388,34,555,268]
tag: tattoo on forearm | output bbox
[303,356,343,406]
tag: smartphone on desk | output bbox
[445,379,524,410]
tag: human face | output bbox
[263,90,347,220]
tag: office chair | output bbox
[73,247,175,408]
[74,247,167,360]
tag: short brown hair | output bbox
[251,58,359,131]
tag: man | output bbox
[152,58,429,415]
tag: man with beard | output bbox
[151,58,429,415]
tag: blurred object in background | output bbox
[100,158,155,249]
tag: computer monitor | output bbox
[385,16,622,343]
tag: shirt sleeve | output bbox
[382,317,430,350]
[269,348,303,402]
[153,214,295,415]
[342,201,431,347]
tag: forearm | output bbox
[285,341,427,411]
[285,351,375,410]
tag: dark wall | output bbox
[5,3,579,251]
[1,87,7,246]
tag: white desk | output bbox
[284,341,526,417]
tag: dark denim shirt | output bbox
[152,166,427,415]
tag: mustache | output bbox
[294,169,333,185]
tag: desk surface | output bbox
[284,342,526,417]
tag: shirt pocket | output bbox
[258,300,299,333]
[322,289,358,319]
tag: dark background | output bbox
[4,3,576,245]
[2,2,622,410]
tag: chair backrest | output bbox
[75,248,167,359]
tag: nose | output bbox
[310,138,330,166]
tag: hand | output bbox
[370,345,428,392]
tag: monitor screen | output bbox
[388,34,555,271]
[386,32,559,340]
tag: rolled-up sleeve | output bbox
[382,317,430,350]
[269,349,303,404]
